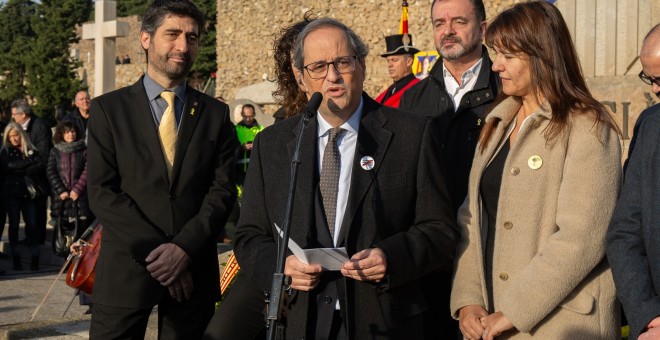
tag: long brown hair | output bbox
[480,1,618,150]
[272,12,316,118]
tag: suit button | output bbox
[322,296,333,304]
[169,194,176,200]
[510,167,520,175]
[499,273,509,281]
[503,221,513,230]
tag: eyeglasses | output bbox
[303,56,358,79]
[639,70,660,86]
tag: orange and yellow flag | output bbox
[399,1,409,34]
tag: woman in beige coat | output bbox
[450,2,622,339]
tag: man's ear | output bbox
[479,20,487,41]
[293,67,309,94]
[140,31,151,50]
[406,56,414,68]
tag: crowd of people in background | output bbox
[0,0,659,339]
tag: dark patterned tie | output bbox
[320,127,343,238]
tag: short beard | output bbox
[438,36,480,61]
[148,42,193,81]
[158,53,192,80]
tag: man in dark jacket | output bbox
[87,1,237,338]
[10,99,52,245]
[607,23,660,340]
[62,90,91,140]
[398,0,500,338]
[233,17,458,340]
[375,34,420,108]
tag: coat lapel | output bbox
[286,115,317,246]
[170,87,203,189]
[130,79,170,185]
[337,96,392,246]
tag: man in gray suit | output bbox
[233,18,458,339]
[607,24,660,340]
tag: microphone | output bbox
[267,93,321,339]
[303,92,323,118]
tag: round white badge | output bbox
[528,155,543,170]
[360,156,375,170]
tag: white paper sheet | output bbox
[274,223,349,271]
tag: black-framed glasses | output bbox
[304,56,357,79]
[639,70,660,86]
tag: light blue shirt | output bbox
[142,74,186,129]
[316,98,363,246]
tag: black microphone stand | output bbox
[266,110,314,340]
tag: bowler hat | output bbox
[380,34,420,57]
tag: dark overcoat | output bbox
[87,78,238,308]
[607,104,660,339]
[234,94,459,339]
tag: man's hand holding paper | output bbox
[284,255,323,291]
[341,248,387,283]
[275,223,350,271]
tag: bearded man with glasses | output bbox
[232,17,458,339]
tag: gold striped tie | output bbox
[159,91,177,176]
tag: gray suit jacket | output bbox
[233,94,459,339]
[607,104,660,339]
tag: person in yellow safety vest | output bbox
[235,104,264,185]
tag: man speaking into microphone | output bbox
[233,18,458,340]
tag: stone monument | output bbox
[82,0,129,96]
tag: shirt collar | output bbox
[317,97,363,138]
[21,118,31,130]
[143,73,187,103]
[442,58,483,83]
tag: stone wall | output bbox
[215,0,659,156]
[70,1,659,154]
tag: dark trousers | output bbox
[90,296,214,340]
[5,197,38,257]
[34,195,47,244]
[422,271,459,340]
[0,201,7,242]
[203,274,266,340]
[328,310,347,340]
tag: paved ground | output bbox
[0,223,232,339]
[0,222,160,339]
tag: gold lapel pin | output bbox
[190,101,199,116]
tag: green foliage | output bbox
[0,0,37,115]
[189,0,218,80]
[27,0,91,119]
[0,0,91,120]
[116,0,149,18]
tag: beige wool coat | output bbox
[450,97,621,339]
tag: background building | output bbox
[72,0,659,155]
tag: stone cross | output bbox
[82,0,129,96]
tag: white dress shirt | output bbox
[316,98,363,246]
[442,58,483,111]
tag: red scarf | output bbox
[375,77,420,108]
